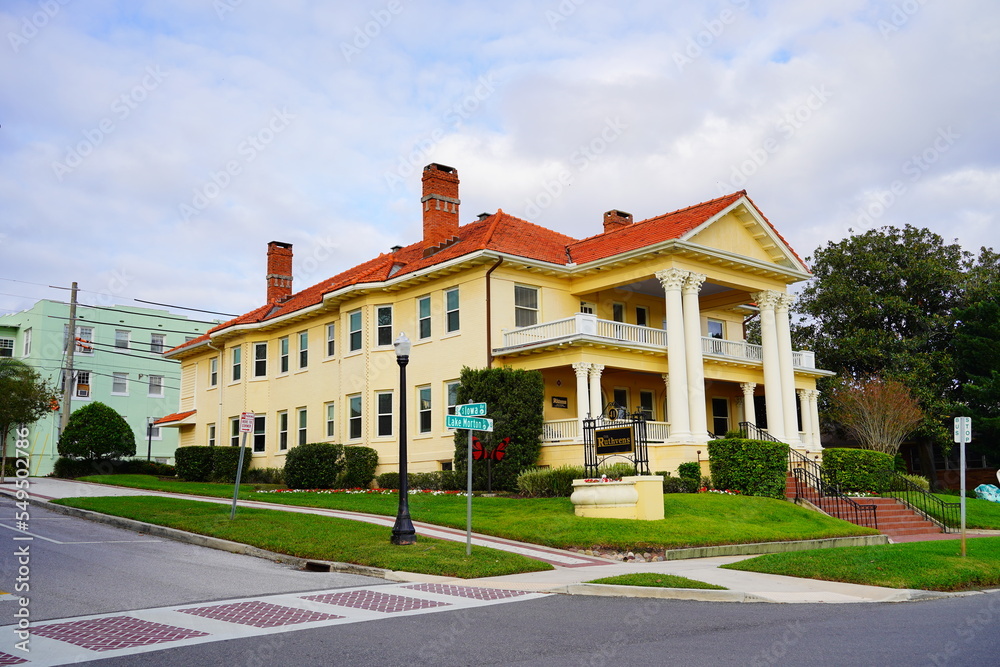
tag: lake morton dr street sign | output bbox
[445,415,494,431]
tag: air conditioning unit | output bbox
[77,385,90,397]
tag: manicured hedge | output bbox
[284,443,345,489]
[175,446,250,483]
[175,446,214,482]
[822,448,895,493]
[376,471,464,491]
[339,446,379,489]
[515,463,642,498]
[656,471,699,493]
[677,461,701,482]
[53,458,176,479]
[707,438,787,499]
[211,446,252,483]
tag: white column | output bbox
[754,290,785,442]
[657,269,690,441]
[740,382,757,428]
[589,364,605,420]
[683,272,708,443]
[797,389,811,449]
[775,294,800,445]
[572,362,591,428]
[809,389,822,450]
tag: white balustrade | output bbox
[541,418,581,442]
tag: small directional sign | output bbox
[239,412,255,433]
[445,415,494,432]
[456,402,488,417]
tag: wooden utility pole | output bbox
[59,282,79,436]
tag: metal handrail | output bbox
[738,422,879,530]
[872,468,960,532]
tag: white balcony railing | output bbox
[499,314,815,369]
[541,419,670,443]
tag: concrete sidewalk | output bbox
[1,478,986,604]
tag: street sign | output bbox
[239,412,255,433]
[445,415,494,431]
[953,416,972,444]
[456,402,488,417]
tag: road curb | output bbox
[556,583,765,603]
[13,493,399,582]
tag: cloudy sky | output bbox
[1,0,996,320]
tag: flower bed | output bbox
[255,488,465,496]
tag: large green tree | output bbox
[452,366,544,492]
[953,249,1000,454]
[57,401,137,461]
[792,225,979,481]
[0,358,59,482]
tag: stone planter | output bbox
[570,475,664,520]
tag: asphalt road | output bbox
[3,496,999,666]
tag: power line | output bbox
[77,302,219,325]
[47,314,208,338]
[133,298,238,317]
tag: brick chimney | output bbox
[266,241,293,303]
[603,210,633,233]
[421,163,460,246]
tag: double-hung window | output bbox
[418,386,432,433]
[445,288,460,332]
[230,418,240,446]
[209,357,218,386]
[514,285,539,327]
[115,329,130,349]
[348,394,362,439]
[326,323,336,357]
[252,416,266,453]
[148,375,164,397]
[279,337,289,373]
[253,342,267,377]
[348,310,362,352]
[231,347,242,381]
[325,402,335,438]
[151,333,165,354]
[376,391,393,437]
[418,296,431,340]
[298,331,308,368]
[112,372,128,395]
[278,411,289,451]
[376,306,393,347]
[297,408,308,445]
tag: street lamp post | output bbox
[390,332,416,545]
[147,417,155,462]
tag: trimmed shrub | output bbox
[677,461,702,482]
[243,467,284,485]
[515,464,644,498]
[175,446,214,482]
[211,446,252,483]
[657,471,697,493]
[823,448,895,493]
[708,438,787,499]
[53,458,176,479]
[900,473,930,491]
[284,443,345,489]
[338,446,378,489]
[374,471,463,491]
[57,401,136,461]
[376,471,400,489]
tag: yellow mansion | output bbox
[161,163,831,475]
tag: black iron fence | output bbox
[874,468,961,532]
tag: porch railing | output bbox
[541,418,669,443]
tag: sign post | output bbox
[953,416,972,556]
[450,402,491,556]
[231,412,253,520]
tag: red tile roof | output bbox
[166,191,803,356]
[156,410,196,425]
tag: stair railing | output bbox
[738,422,879,530]
[873,468,960,533]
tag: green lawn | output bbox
[52,496,551,579]
[77,475,876,550]
[587,573,727,590]
[723,537,1000,591]
[932,494,1000,529]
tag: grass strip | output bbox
[587,573,727,590]
[722,537,1000,591]
[78,475,877,550]
[52,495,552,579]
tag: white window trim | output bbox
[252,341,268,379]
[348,394,363,440]
[74,370,92,399]
[22,328,31,357]
[148,374,164,398]
[150,333,166,354]
[417,385,432,435]
[278,336,290,375]
[207,423,216,448]
[375,390,393,438]
[417,295,432,340]
[111,372,129,396]
[514,284,539,328]
[231,347,242,383]
[115,329,130,350]
[209,357,218,388]
[278,411,288,451]
[297,407,308,445]
[445,380,460,430]
[0,337,15,358]
[375,305,394,348]
[325,401,336,439]
[445,287,460,333]
[325,323,336,358]
[348,310,363,354]
[252,415,266,454]
[298,331,309,370]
